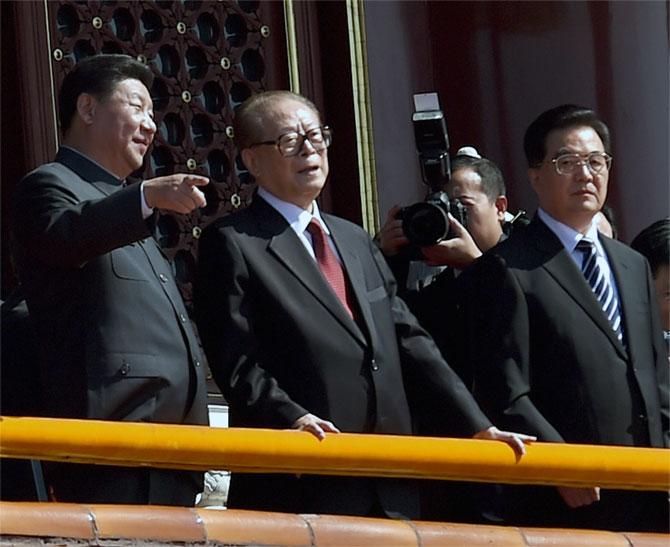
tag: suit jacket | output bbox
[460,215,669,527]
[10,147,208,504]
[195,195,491,517]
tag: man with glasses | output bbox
[195,90,533,518]
[459,104,668,531]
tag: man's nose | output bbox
[576,160,593,178]
[300,136,318,156]
[141,113,157,135]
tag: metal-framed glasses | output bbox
[550,152,613,176]
[250,126,332,157]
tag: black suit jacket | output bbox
[195,195,491,517]
[11,147,208,504]
[460,215,669,527]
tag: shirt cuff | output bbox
[140,181,154,219]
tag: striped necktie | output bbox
[576,238,623,342]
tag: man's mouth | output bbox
[298,165,319,175]
[133,136,150,148]
[573,186,597,196]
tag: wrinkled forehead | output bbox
[258,98,320,131]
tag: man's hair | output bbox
[600,203,618,240]
[631,218,670,277]
[233,90,320,151]
[59,54,154,134]
[450,154,506,203]
[523,104,611,167]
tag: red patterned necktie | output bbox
[307,218,355,319]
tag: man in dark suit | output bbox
[10,54,210,505]
[460,104,669,531]
[195,90,533,519]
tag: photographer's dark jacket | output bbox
[382,231,509,401]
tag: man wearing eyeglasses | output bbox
[195,90,534,518]
[459,104,668,531]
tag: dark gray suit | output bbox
[11,147,208,504]
[461,215,669,530]
[195,195,491,518]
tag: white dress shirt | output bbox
[538,208,621,305]
[257,186,343,264]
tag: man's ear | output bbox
[241,148,260,177]
[495,195,508,221]
[76,93,97,125]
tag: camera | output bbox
[397,94,467,247]
[397,193,467,247]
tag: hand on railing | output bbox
[557,485,601,508]
[292,413,341,441]
[473,426,536,456]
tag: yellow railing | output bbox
[1,416,668,491]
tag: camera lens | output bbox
[401,202,449,246]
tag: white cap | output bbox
[456,146,482,159]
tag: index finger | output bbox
[447,212,467,234]
[183,175,210,186]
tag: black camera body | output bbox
[397,101,467,247]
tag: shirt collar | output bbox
[538,208,602,255]
[257,186,330,236]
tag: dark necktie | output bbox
[307,219,355,319]
[576,238,623,342]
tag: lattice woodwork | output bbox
[47,0,286,309]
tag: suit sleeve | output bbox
[195,223,308,428]
[368,238,492,436]
[462,254,565,442]
[11,169,152,269]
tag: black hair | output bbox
[631,218,670,277]
[523,104,611,168]
[233,90,320,151]
[450,155,506,203]
[59,54,154,134]
[600,204,618,240]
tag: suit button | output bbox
[120,362,130,375]
[371,359,379,371]
[179,313,187,323]
[638,414,648,422]
[159,273,168,283]
[195,360,201,367]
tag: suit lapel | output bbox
[253,198,366,346]
[327,218,378,350]
[600,237,638,359]
[530,218,627,358]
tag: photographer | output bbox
[378,148,515,382]
[377,147,517,523]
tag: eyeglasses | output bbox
[250,126,332,157]
[549,152,613,176]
